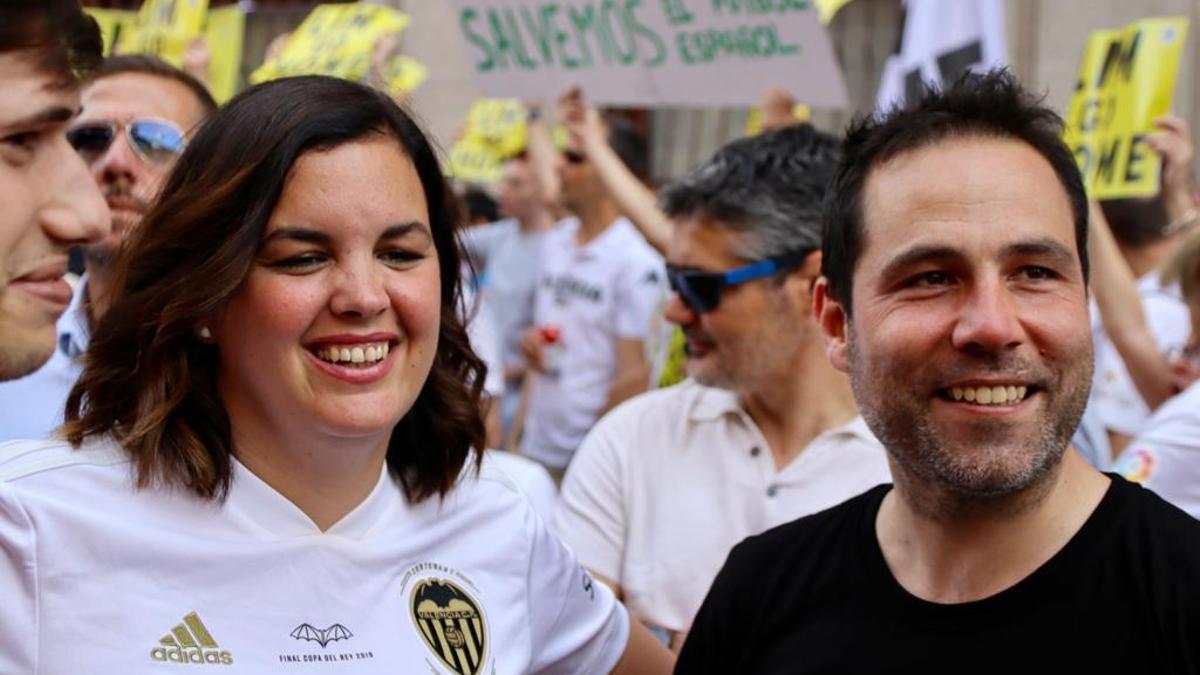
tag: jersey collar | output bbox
[225,458,400,539]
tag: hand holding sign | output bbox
[557,86,606,154]
[1146,115,1198,225]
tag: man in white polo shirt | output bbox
[555,124,890,647]
[518,112,663,477]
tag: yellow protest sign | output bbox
[138,0,208,35]
[446,100,525,182]
[204,6,245,104]
[381,56,429,96]
[447,135,509,184]
[744,103,812,136]
[814,0,854,25]
[85,8,139,55]
[1063,17,1189,199]
[468,100,528,155]
[117,0,210,65]
[250,4,410,85]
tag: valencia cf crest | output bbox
[410,578,488,675]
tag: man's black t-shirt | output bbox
[676,475,1200,674]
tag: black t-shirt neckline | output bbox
[857,474,1128,621]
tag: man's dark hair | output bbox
[462,186,499,224]
[1100,196,1169,247]
[662,123,841,261]
[0,0,103,88]
[604,113,649,180]
[822,69,1089,314]
[94,54,218,117]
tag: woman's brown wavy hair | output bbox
[62,76,486,503]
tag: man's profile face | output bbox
[834,136,1092,496]
[0,53,109,380]
[665,216,811,391]
[76,72,205,265]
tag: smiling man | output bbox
[0,1,108,382]
[676,71,1200,673]
[0,55,214,440]
[555,124,888,649]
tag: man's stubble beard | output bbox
[0,303,56,382]
[846,328,1092,518]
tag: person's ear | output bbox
[783,249,823,305]
[812,276,850,372]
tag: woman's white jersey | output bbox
[0,437,628,674]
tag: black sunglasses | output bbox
[66,119,186,165]
[666,249,812,313]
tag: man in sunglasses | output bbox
[0,54,215,440]
[555,123,889,649]
[0,1,109,384]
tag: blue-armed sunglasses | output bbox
[66,118,186,165]
[666,249,813,314]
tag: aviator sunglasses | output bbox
[666,249,813,314]
[66,119,186,165]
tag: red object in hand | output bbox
[539,325,561,343]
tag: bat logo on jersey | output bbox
[290,623,353,648]
[410,579,488,675]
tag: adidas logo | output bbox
[149,612,234,665]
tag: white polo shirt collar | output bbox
[58,274,91,359]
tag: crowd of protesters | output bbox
[0,1,1199,673]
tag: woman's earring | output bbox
[197,326,213,340]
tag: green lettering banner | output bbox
[451,0,848,108]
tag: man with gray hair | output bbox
[554,124,890,649]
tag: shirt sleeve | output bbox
[0,486,38,674]
[1116,391,1200,519]
[554,417,627,582]
[459,220,510,270]
[613,252,665,340]
[525,500,630,675]
[673,542,755,675]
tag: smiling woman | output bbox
[0,76,670,674]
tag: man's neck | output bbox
[574,200,621,246]
[517,209,554,234]
[740,344,858,470]
[876,450,1110,603]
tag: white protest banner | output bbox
[450,0,849,108]
[875,0,1006,110]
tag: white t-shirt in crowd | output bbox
[554,381,892,633]
[520,217,664,469]
[462,283,505,399]
[460,218,547,373]
[1087,271,1191,437]
[1114,380,1200,519]
[0,437,627,674]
